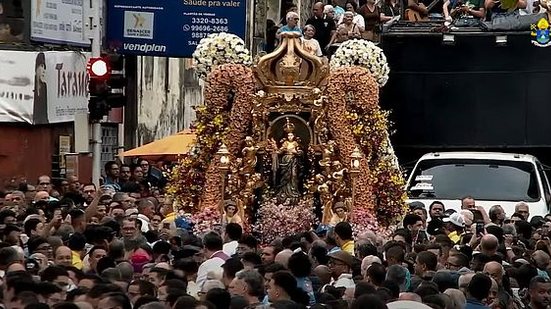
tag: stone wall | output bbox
[135,57,201,145]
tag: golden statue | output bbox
[242,173,263,205]
[220,199,244,227]
[270,117,303,203]
[317,174,334,224]
[322,201,350,226]
[319,140,336,175]
[241,136,259,176]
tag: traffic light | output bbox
[105,54,126,108]
[88,58,110,121]
[87,55,127,121]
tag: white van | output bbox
[406,152,551,219]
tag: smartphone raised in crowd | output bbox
[470,209,484,222]
[476,221,485,235]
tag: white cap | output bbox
[443,213,465,227]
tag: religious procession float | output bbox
[167,32,407,242]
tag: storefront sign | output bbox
[106,0,247,57]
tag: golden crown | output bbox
[254,32,329,92]
[284,117,295,133]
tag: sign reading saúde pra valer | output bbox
[106,0,247,57]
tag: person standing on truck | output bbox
[515,202,530,220]
[461,196,476,209]
[489,205,506,226]
[429,201,445,220]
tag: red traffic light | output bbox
[87,57,111,80]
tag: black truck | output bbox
[379,24,551,166]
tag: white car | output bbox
[406,152,551,219]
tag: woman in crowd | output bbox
[338,1,365,31]
[329,11,362,45]
[302,25,323,56]
[380,0,401,21]
[359,0,382,40]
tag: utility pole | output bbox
[89,0,103,187]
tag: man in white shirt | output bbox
[196,232,229,289]
[223,223,242,257]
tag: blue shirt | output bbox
[465,299,490,309]
[538,269,550,280]
[103,177,121,191]
[296,277,316,305]
[279,25,303,35]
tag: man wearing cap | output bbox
[443,213,465,244]
[326,250,355,289]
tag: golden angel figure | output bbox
[241,136,259,176]
[319,140,336,176]
[220,199,244,227]
[322,201,349,226]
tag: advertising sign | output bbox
[0,51,89,124]
[106,0,247,57]
[31,0,88,46]
[0,51,35,124]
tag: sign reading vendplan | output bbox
[31,0,88,46]
[106,0,247,57]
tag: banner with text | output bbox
[31,0,89,46]
[0,51,89,124]
[106,0,247,57]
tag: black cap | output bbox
[173,245,201,259]
[67,232,87,251]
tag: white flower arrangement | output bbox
[330,39,390,87]
[192,32,252,80]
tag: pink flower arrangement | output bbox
[192,205,221,235]
[349,206,379,237]
[254,198,317,244]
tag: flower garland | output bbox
[347,105,407,227]
[350,207,379,237]
[166,64,255,215]
[253,198,317,244]
[326,67,378,213]
[330,39,390,87]
[326,66,406,227]
[193,33,252,81]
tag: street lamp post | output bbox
[349,147,362,207]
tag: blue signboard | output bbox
[106,0,247,57]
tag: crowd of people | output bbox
[268,0,389,54]
[266,0,551,53]
[0,162,551,309]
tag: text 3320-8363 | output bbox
[191,17,229,24]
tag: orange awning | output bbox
[121,130,196,160]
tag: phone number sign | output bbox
[106,0,247,57]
